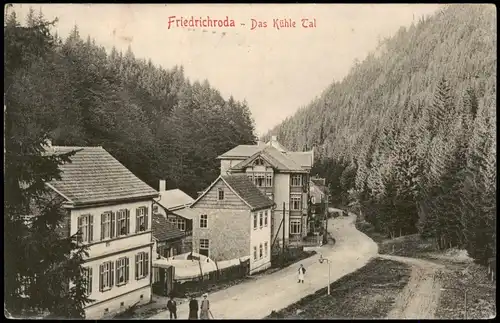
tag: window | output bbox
[170,216,186,231]
[136,207,148,232]
[264,242,268,257]
[217,188,224,200]
[291,175,302,187]
[259,212,263,228]
[290,220,301,235]
[117,209,130,236]
[259,243,263,259]
[99,261,114,292]
[253,246,257,261]
[291,195,301,210]
[254,158,264,166]
[266,174,273,187]
[199,239,209,257]
[84,267,93,295]
[152,205,158,213]
[116,257,129,286]
[264,210,268,226]
[254,173,265,187]
[135,252,149,280]
[253,213,257,230]
[77,214,94,243]
[247,174,254,182]
[100,212,114,240]
[200,214,208,228]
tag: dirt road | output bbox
[380,254,446,319]
[149,214,378,320]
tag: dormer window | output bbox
[254,158,264,166]
[218,188,224,200]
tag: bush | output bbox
[271,246,316,268]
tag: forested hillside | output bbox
[264,4,496,264]
[4,8,256,198]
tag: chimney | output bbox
[159,180,166,192]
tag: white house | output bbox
[46,145,158,319]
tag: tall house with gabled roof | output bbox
[216,136,314,247]
[190,174,275,274]
[45,145,158,319]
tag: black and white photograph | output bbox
[3,3,496,320]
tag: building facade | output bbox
[309,176,328,233]
[152,213,191,258]
[190,174,275,274]
[217,136,314,247]
[153,181,195,253]
[46,146,158,319]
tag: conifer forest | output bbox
[264,4,496,265]
[3,3,497,319]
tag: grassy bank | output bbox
[355,215,496,319]
[265,258,412,319]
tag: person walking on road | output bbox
[200,293,211,319]
[297,264,306,283]
[188,295,199,320]
[167,295,177,319]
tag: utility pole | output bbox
[282,202,286,267]
[323,186,329,245]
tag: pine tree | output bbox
[463,86,479,121]
[428,76,455,137]
[4,12,92,318]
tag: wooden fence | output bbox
[172,259,250,297]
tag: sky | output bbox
[10,4,440,135]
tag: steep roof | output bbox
[230,146,306,173]
[191,174,275,211]
[216,144,264,159]
[156,188,194,210]
[286,151,314,169]
[310,180,327,195]
[170,207,198,220]
[265,140,288,153]
[311,177,326,187]
[47,146,158,206]
[152,213,185,242]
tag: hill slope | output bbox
[264,4,497,264]
[4,9,256,197]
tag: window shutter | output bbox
[99,264,103,292]
[77,216,83,231]
[145,252,149,276]
[136,208,140,233]
[125,257,130,283]
[126,210,130,234]
[110,262,114,287]
[116,260,120,285]
[88,267,93,294]
[100,214,105,240]
[135,254,139,280]
[144,207,149,230]
[89,215,94,242]
[110,212,116,238]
